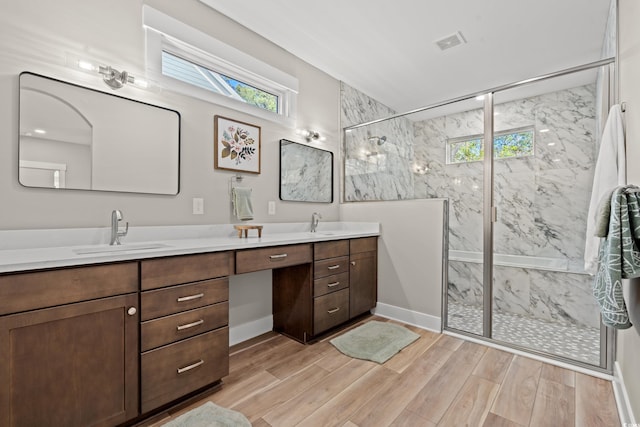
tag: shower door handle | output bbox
[492,206,498,222]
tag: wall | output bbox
[340,199,445,330]
[0,0,341,341]
[618,0,640,421]
[0,0,341,230]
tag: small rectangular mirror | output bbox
[19,72,181,195]
[279,139,333,203]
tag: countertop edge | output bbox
[0,230,380,274]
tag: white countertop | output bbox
[0,222,380,273]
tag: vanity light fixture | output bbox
[296,129,325,142]
[75,59,149,90]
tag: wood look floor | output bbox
[152,316,621,427]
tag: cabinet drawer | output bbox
[141,252,233,290]
[141,302,228,352]
[314,256,349,278]
[141,327,229,413]
[350,237,377,254]
[141,278,228,321]
[314,272,349,297]
[314,288,350,335]
[236,244,312,274]
[0,263,138,315]
[314,240,349,260]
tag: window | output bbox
[161,51,279,114]
[447,127,534,164]
[143,6,298,126]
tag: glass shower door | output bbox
[437,99,486,336]
[490,68,606,365]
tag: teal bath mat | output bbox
[330,320,420,364]
[160,401,251,427]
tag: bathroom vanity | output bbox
[0,223,378,427]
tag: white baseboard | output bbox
[613,361,637,425]
[372,303,441,333]
[229,315,273,346]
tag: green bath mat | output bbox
[330,320,420,364]
[160,401,251,427]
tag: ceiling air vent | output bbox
[435,31,467,51]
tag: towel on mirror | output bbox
[232,187,254,221]
[593,185,640,329]
[584,104,626,274]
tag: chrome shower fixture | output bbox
[368,135,387,145]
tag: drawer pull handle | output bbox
[351,261,356,266]
[177,359,204,374]
[177,319,205,331]
[327,265,341,270]
[269,254,288,260]
[327,307,340,314]
[177,293,204,303]
[327,282,340,287]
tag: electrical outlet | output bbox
[192,198,204,215]
[268,201,276,215]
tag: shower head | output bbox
[368,135,387,145]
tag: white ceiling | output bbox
[199,0,612,114]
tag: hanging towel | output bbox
[593,185,640,329]
[584,104,626,274]
[232,187,254,221]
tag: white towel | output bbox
[232,187,254,221]
[584,104,626,274]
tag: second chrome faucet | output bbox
[110,209,129,245]
[310,212,322,233]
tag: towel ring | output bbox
[229,174,244,195]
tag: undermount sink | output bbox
[73,242,171,255]
[308,232,335,236]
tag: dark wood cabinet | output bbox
[140,253,232,414]
[273,237,377,342]
[349,241,378,318]
[0,290,139,427]
[0,236,375,425]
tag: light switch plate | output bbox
[268,201,276,215]
[192,198,204,215]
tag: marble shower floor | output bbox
[447,301,601,365]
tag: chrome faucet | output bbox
[110,209,129,245]
[310,212,322,233]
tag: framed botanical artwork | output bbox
[214,115,261,174]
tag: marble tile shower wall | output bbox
[341,82,415,201]
[340,82,601,329]
[413,84,601,329]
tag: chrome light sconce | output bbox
[99,66,134,90]
[296,129,326,143]
[76,59,149,90]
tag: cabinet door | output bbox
[349,251,377,318]
[0,294,139,427]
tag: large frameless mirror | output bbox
[279,139,333,203]
[19,72,181,195]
